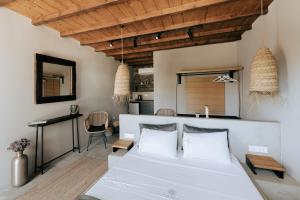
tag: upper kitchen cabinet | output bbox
[132,68,153,92]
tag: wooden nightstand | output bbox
[108,139,134,168]
[246,154,285,179]
[108,149,127,168]
[112,139,134,152]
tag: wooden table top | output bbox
[246,154,285,172]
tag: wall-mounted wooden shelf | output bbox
[176,66,243,75]
[112,139,134,152]
[246,154,285,179]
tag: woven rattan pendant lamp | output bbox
[249,48,278,95]
[112,26,130,103]
[249,0,278,95]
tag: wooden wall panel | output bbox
[184,76,225,115]
[44,79,60,97]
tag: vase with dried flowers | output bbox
[7,138,31,187]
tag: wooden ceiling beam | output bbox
[124,56,153,61]
[104,32,242,55]
[127,60,154,65]
[125,56,153,61]
[130,64,154,68]
[124,58,153,63]
[61,0,228,37]
[114,52,153,60]
[117,57,154,63]
[0,0,14,6]
[32,0,125,25]
[81,10,264,45]
[128,63,154,67]
[106,36,241,56]
[95,25,251,51]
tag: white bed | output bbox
[86,146,263,200]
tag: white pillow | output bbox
[139,128,178,158]
[183,131,231,164]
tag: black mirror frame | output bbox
[36,54,76,104]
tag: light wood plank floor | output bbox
[0,135,117,200]
[16,157,107,200]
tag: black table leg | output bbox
[41,126,44,174]
[76,118,81,153]
[273,170,284,179]
[29,114,84,175]
[128,143,134,151]
[246,156,257,175]
[34,127,39,173]
[72,119,75,152]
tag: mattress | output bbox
[86,146,263,200]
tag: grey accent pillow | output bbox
[138,123,178,148]
[139,123,177,133]
[183,124,229,135]
[183,124,230,147]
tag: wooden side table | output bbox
[108,149,127,168]
[112,139,134,152]
[246,154,285,179]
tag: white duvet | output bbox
[86,146,263,200]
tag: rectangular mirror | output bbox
[36,54,76,104]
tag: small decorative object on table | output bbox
[70,105,79,115]
[7,138,31,187]
[105,127,113,137]
[204,105,209,119]
[112,120,119,134]
[246,154,285,179]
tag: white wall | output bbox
[0,8,122,190]
[154,42,239,115]
[237,0,300,181]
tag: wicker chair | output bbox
[84,111,108,151]
[155,108,176,116]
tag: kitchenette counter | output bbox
[129,99,154,103]
[129,100,154,115]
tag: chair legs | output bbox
[87,135,92,151]
[103,134,107,149]
[87,133,107,151]
[90,136,93,145]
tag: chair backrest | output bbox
[155,108,176,116]
[88,111,109,129]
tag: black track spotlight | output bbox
[187,29,194,40]
[133,37,137,47]
[155,32,161,40]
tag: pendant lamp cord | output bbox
[121,26,124,64]
[261,0,263,16]
[261,0,265,47]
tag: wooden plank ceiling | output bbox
[4,0,273,67]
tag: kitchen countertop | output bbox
[129,100,154,103]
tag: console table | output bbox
[29,114,83,174]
